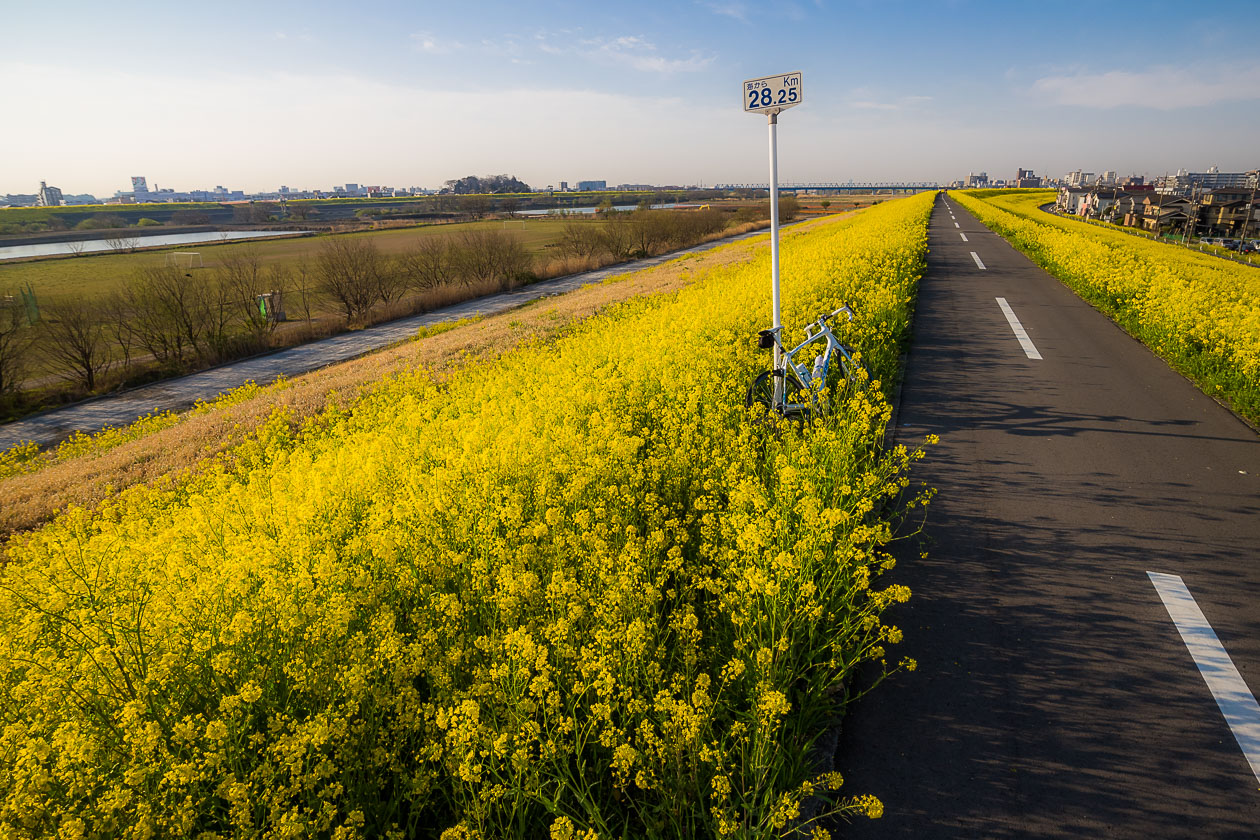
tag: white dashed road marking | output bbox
[995,297,1042,359]
[959,232,968,242]
[970,251,986,270]
[1148,572,1260,785]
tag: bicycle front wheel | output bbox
[746,370,809,419]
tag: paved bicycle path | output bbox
[0,228,774,449]
[836,195,1260,837]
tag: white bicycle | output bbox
[746,305,866,419]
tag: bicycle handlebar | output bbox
[821,304,856,323]
[760,305,855,349]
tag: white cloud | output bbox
[273,29,315,44]
[700,1,749,22]
[1032,64,1260,109]
[540,34,714,74]
[848,93,933,111]
[411,31,462,55]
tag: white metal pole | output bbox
[768,111,783,405]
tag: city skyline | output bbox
[15,163,1258,208]
[4,0,1259,196]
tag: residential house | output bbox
[1057,186,1091,214]
[1199,189,1260,238]
[1141,194,1195,233]
[1116,193,1149,228]
[1079,188,1127,220]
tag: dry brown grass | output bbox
[0,212,845,545]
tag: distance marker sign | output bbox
[743,71,802,115]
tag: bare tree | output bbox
[148,265,210,360]
[121,273,186,365]
[629,209,674,257]
[558,222,603,260]
[778,195,801,222]
[65,240,86,257]
[216,251,284,339]
[595,212,637,261]
[122,266,220,365]
[398,238,453,291]
[374,255,410,305]
[201,278,237,361]
[293,259,315,325]
[105,234,140,253]
[314,239,383,323]
[101,292,139,371]
[0,298,32,394]
[40,299,112,391]
[451,230,532,288]
[668,208,726,247]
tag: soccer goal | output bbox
[164,252,205,269]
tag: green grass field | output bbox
[0,219,578,300]
[0,196,880,303]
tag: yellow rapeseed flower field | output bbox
[956,189,1260,422]
[0,193,934,839]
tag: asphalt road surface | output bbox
[835,194,1260,838]
[0,226,776,450]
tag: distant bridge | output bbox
[715,182,940,194]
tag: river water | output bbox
[517,203,683,216]
[1,205,696,260]
[0,229,313,262]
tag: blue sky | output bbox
[3,0,1258,195]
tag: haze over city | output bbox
[5,0,1259,197]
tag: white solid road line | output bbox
[1148,572,1260,785]
[995,297,1043,359]
[959,232,969,242]
[970,251,986,269]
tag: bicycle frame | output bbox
[760,308,856,415]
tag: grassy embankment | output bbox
[0,199,860,397]
[0,196,933,837]
[0,210,851,540]
[956,189,1260,425]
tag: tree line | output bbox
[442,174,533,195]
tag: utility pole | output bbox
[1238,185,1257,244]
[1185,184,1199,247]
[1154,173,1167,239]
